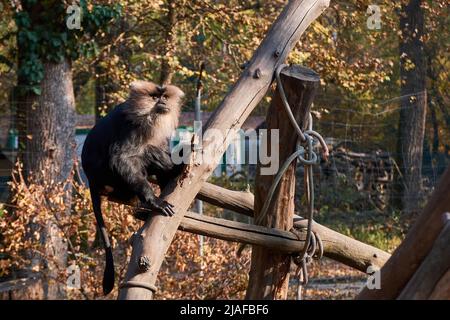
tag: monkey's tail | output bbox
[90,189,115,295]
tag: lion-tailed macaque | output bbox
[81,80,184,295]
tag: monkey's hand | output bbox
[146,198,175,217]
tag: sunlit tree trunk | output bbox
[15,59,75,299]
[23,60,76,183]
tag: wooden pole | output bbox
[148,177,254,217]
[246,66,319,299]
[196,182,390,273]
[196,182,254,217]
[428,269,450,299]
[180,212,390,272]
[397,213,450,300]
[357,166,450,299]
[293,218,390,272]
[118,0,330,300]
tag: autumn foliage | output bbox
[0,163,250,299]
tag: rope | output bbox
[254,143,316,226]
[275,64,307,142]
[291,225,324,299]
[237,64,328,299]
[277,64,328,300]
[267,64,328,299]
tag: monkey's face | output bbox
[152,85,184,115]
[128,81,184,118]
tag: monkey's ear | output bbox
[165,85,185,100]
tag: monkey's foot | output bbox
[148,198,175,216]
[134,199,175,220]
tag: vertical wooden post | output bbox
[246,66,320,299]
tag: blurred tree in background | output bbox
[1,0,120,298]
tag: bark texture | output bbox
[246,65,319,299]
[15,60,76,299]
[396,0,427,214]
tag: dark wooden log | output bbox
[193,183,390,271]
[181,211,305,252]
[246,65,320,299]
[357,166,450,299]
[428,268,450,300]
[180,212,389,273]
[109,193,390,273]
[397,213,450,300]
[293,218,390,272]
[118,0,330,300]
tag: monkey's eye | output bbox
[161,95,168,102]
[149,94,159,100]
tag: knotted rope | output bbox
[239,64,328,299]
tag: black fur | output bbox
[81,81,183,295]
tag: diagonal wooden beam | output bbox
[397,213,450,299]
[118,0,331,300]
[357,166,450,299]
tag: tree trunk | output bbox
[159,0,177,85]
[427,54,448,178]
[16,59,76,299]
[24,60,76,182]
[246,66,319,299]
[396,0,427,214]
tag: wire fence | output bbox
[0,91,448,214]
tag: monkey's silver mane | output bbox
[123,80,184,147]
